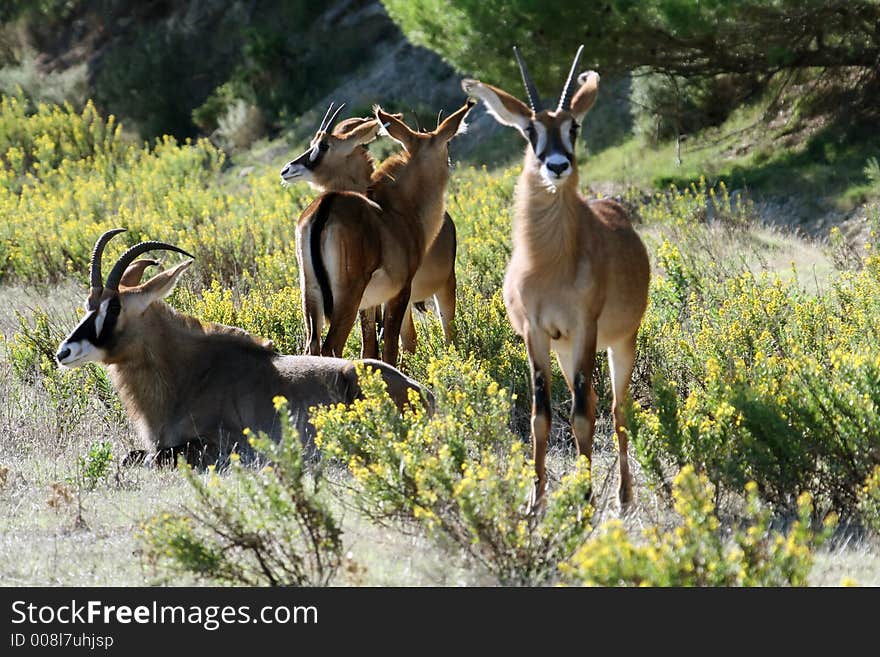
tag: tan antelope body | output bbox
[463,47,650,505]
[280,112,457,357]
[294,101,473,365]
[56,230,431,465]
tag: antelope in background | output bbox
[295,100,473,365]
[280,106,457,358]
[462,46,650,506]
[56,229,432,465]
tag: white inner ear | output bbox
[455,119,468,136]
[94,298,110,337]
[467,83,530,130]
[378,122,409,151]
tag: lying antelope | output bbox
[295,100,473,365]
[56,229,431,464]
[462,47,650,505]
[280,106,457,358]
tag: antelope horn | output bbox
[557,44,585,112]
[324,102,346,132]
[513,46,542,112]
[318,102,335,133]
[105,241,195,291]
[88,228,126,308]
[410,107,423,132]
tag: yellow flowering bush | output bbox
[139,398,342,586]
[0,93,310,287]
[633,250,880,516]
[858,465,880,533]
[562,466,836,586]
[4,93,880,553]
[632,186,880,519]
[313,357,593,585]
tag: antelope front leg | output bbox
[571,325,598,489]
[400,304,417,354]
[360,308,380,359]
[381,283,412,365]
[525,328,553,506]
[608,334,638,507]
[436,271,457,346]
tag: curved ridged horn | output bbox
[105,241,195,291]
[513,45,541,112]
[557,44,585,112]
[88,228,126,306]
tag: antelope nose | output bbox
[280,164,290,176]
[56,347,71,362]
[547,160,569,176]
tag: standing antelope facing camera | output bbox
[295,100,473,365]
[56,229,432,465]
[280,106,457,358]
[462,46,650,506]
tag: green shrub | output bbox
[633,241,880,516]
[140,398,342,586]
[76,441,113,491]
[632,72,760,143]
[562,466,836,586]
[313,358,593,586]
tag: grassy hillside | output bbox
[581,73,880,233]
[2,96,880,585]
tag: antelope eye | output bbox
[318,141,329,152]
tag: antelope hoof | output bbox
[122,450,147,467]
[527,478,547,514]
[585,484,596,508]
[618,479,634,510]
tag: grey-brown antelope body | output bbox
[56,229,432,465]
[294,101,473,365]
[280,108,457,358]
[463,46,650,506]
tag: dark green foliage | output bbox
[383,0,880,89]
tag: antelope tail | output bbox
[311,193,336,318]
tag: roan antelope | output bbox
[280,106,457,358]
[462,47,650,506]
[56,229,432,465]
[295,100,473,365]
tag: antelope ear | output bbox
[435,98,475,142]
[374,106,415,150]
[461,79,532,131]
[121,259,193,315]
[571,71,600,122]
[119,259,159,288]
[337,118,382,153]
